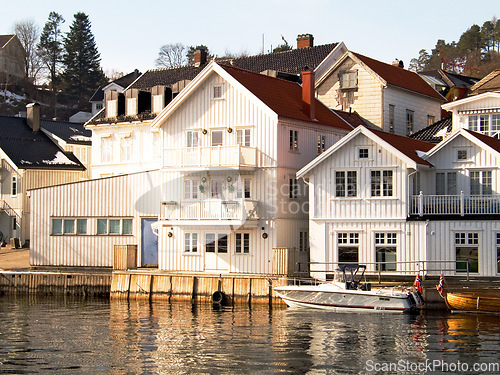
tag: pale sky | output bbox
[1,0,498,77]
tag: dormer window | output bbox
[339,70,357,90]
[212,85,223,99]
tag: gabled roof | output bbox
[41,120,92,146]
[420,70,479,89]
[0,116,85,170]
[89,70,142,103]
[298,126,434,177]
[441,91,500,111]
[0,35,15,48]
[470,69,500,94]
[351,52,445,101]
[130,43,339,91]
[410,116,453,143]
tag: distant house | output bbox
[315,51,445,136]
[298,125,500,279]
[419,69,479,102]
[469,69,500,95]
[0,35,25,80]
[0,104,86,246]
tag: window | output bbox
[52,219,62,235]
[317,135,326,154]
[337,233,359,263]
[340,70,357,89]
[212,85,223,99]
[358,148,369,159]
[435,172,457,195]
[235,232,250,254]
[289,130,298,151]
[412,172,421,196]
[493,115,500,136]
[96,103,103,111]
[389,105,395,133]
[184,179,199,200]
[211,130,223,146]
[470,171,492,195]
[120,137,132,162]
[76,219,87,234]
[101,137,113,163]
[469,114,500,136]
[211,178,223,199]
[11,175,17,196]
[289,178,299,199]
[12,217,16,231]
[126,98,137,116]
[457,150,468,161]
[371,170,393,197]
[186,131,199,148]
[64,219,75,234]
[375,233,397,271]
[480,115,489,133]
[406,110,414,136]
[335,171,357,197]
[468,115,478,131]
[97,218,133,235]
[237,129,251,147]
[51,218,87,235]
[236,178,251,199]
[206,233,228,253]
[299,231,309,252]
[455,232,478,273]
[427,115,435,126]
[184,232,198,253]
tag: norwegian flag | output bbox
[414,273,422,294]
[437,273,445,295]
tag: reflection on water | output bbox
[0,296,499,374]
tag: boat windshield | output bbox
[335,264,367,289]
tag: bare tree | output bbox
[13,19,43,84]
[155,43,187,68]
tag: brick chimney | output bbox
[297,34,314,49]
[302,69,315,120]
[26,103,40,132]
[194,48,208,67]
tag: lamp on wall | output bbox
[227,127,233,133]
[202,129,208,135]
[262,233,268,239]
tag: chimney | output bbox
[297,34,314,49]
[26,103,40,132]
[302,69,315,120]
[392,59,404,68]
[194,48,208,67]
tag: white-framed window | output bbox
[289,130,299,151]
[389,105,395,133]
[427,115,435,126]
[235,232,250,254]
[106,99,117,117]
[468,114,500,136]
[371,170,393,197]
[337,232,359,263]
[375,232,397,271]
[406,110,414,136]
[435,172,457,195]
[126,97,137,116]
[317,135,326,154]
[120,136,132,162]
[101,136,113,163]
[51,218,87,235]
[184,232,199,253]
[468,115,478,131]
[96,103,103,111]
[236,177,251,199]
[211,130,223,146]
[11,175,17,196]
[299,231,309,252]
[186,130,199,148]
[455,232,478,273]
[289,178,299,199]
[339,70,357,90]
[237,129,251,147]
[205,233,228,253]
[211,178,223,199]
[212,85,223,99]
[184,179,199,200]
[457,149,468,161]
[470,170,492,195]
[97,218,133,235]
[357,147,370,160]
[335,170,357,197]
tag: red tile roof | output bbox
[464,129,500,152]
[352,52,444,101]
[219,64,352,131]
[369,127,435,166]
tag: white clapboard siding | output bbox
[30,170,161,267]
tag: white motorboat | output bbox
[274,265,421,313]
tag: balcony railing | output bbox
[163,145,257,168]
[161,199,258,221]
[410,192,500,216]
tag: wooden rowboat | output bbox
[442,291,500,313]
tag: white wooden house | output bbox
[315,51,445,136]
[298,125,500,280]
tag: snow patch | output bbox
[69,135,92,142]
[20,160,32,165]
[416,150,427,158]
[42,151,78,165]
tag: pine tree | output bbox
[62,12,106,110]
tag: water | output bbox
[0,296,499,374]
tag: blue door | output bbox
[141,218,158,267]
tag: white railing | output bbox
[410,192,500,216]
[163,145,257,168]
[161,199,258,221]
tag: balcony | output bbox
[410,192,500,216]
[160,199,258,225]
[163,145,257,169]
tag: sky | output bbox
[1,0,498,77]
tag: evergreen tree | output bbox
[62,12,106,110]
[409,49,430,72]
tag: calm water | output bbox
[0,296,499,374]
